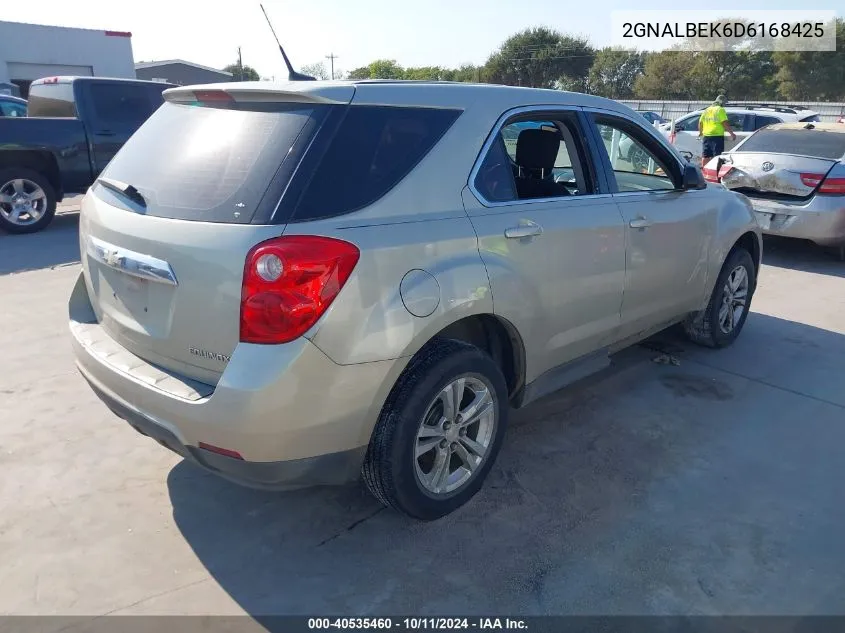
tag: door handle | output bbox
[629,217,652,229]
[504,222,543,239]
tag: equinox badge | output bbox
[189,347,231,363]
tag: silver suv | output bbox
[69,81,762,520]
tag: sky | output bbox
[3,0,843,79]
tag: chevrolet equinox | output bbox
[69,81,762,520]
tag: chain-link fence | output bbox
[617,100,845,122]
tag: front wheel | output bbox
[362,339,509,520]
[684,247,756,348]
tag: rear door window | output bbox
[753,115,780,130]
[800,114,821,123]
[735,129,845,159]
[677,115,700,132]
[96,101,327,223]
[727,113,750,131]
[292,106,461,221]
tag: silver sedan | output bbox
[703,122,845,252]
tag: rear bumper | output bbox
[746,196,845,247]
[69,271,403,490]
[84,376,366,490]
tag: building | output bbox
[135,60,232,86]
[0,20,136,98]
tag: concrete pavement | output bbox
[1,215,844,619]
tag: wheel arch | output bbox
[0,151,62,198]
[419,314,527,405]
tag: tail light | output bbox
[240,236,360,344]
[702,163,733,183]
[800,173,845,194]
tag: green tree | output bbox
[634,51,699,99]
[774,18,845,100]
[223,63,260,82]
[587,48,647,98]
[404,66,446,80]
[300,62,329,80]
[347,66,371,80]
[367,59,405,79]
[483,27,594,89]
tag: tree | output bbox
[774,18,845,100]
[300,62,329,80]
[223,63,260,82]
[368,59,405,79]
[587,48,646,98]
[347,66,371,79]
[483,27,594,89]
[634,51,699,99]
[404,66,446,80]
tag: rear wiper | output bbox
[97,177,147,208]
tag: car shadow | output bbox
[762,236,845,278]
[167,313,845,619]
[0,211,80,276]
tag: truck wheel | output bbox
[684,247,756,348]
[362,338,509,521]
[0,168,57,234]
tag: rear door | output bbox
[464,108,626,380]
[585,109,714,340]
[81,81,168,173]
[79,86,353,384]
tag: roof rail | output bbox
[738,102,814,114]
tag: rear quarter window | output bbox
[735,129,845,159]
[291,106,462,221]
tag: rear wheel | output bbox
[0,168,57,234]
[684,247,756,348]
[362,339,508,520]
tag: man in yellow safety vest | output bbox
[698,94,736,167]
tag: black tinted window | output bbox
[474,135,517,202]
[800,114,821,122]
[293,106,461,221]
[27,82,76,117]
[89,83,156,126]
[754,115,780,130]
[736,129,845,159]
[98,102,323,223]
[677,115,700,131]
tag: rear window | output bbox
[88,82,163,127]
[27,82,76,117]
[97,101,324,223]
[735,128,845,159]
[291,106,462,221]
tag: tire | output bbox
[684,247,756,348]
[0,167,57,234]
[362,338,509,521]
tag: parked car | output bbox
[703,122,845,254]
[658,104,821,162]
[69,80,762,520]
[0,76,175,234]
[0,94,27,118]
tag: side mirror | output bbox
[680,150,694,162]
[674,124,683,133]
[682,163,706,190]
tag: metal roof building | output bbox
[135,60,233,86]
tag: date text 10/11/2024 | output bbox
[307,618,528,630]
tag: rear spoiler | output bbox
[163,84,355,106]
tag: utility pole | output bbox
[237,47,243,81]
[325,52,339,80]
